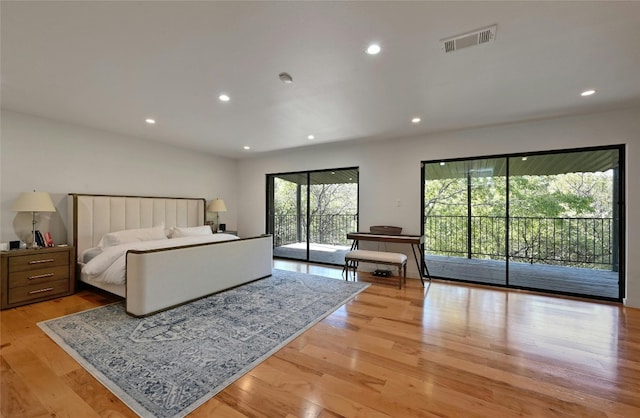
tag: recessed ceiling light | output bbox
[411,117,421,124]
[366,43,381,55]
[219,94,230,102]
[145,118,156,124]
[308,135,315,140]
[243,145,250,150]
[581,89,596,97]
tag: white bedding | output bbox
[82,233,239,285]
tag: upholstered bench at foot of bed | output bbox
[344,250,407,289]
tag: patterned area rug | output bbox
[38,269,369,418]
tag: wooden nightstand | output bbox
[1,246,75,310]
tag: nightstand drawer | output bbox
[7,265,70,288]
[9,251,69,272]
[8,278,70,305]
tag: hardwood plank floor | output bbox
[1,260,639,417]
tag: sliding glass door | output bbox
[422,146,623,301]
[267,168,358,265]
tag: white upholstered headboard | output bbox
[68,194,206,258]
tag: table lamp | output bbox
[207,198,227,231]
[11,191,56,248]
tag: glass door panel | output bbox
[308,169,358,265]
[269,173,308,261]
[508,149,620,299]
[423,158,507,285]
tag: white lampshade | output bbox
[207,198,227,213]
[12,191,56,212]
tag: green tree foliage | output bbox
[273,178,358,246]
[274,178,299,215]
[309,183,358,244]
[424,169,615,269]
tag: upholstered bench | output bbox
[344,250,407,289]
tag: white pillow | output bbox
[169,225,213,238]
[80,246,102,264]
[98,224,167,248]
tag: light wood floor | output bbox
[2,260,639,417]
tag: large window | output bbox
[267,167,359,265]
[422,146,624,301]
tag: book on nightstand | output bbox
[34,230,45,247]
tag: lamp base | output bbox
[30,213,41,248]
[30,231,40,249]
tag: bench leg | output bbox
[345,259,356,281]
[403,262,407,287]
[395,262,407,289]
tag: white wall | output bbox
[238,107,640,308]
[0,110,238,245]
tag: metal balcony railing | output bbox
[272,214,615,270]
[424,215,615,270]
[272,214,358,247]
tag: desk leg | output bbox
[411,243,429,287]
[422,250,430,281]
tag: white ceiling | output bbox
[2,1,640,159]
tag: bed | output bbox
[68,193,273,316]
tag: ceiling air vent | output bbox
[441,24,497,53]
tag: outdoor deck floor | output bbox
[426,255,619,299]
[273,242,351,265]
[273,243,620,299]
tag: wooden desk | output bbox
[346,232,429,286]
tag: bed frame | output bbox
[68,193,273,316]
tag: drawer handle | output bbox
[29,259,55,265]
[29,287,54,295]
[29,273,55,280]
